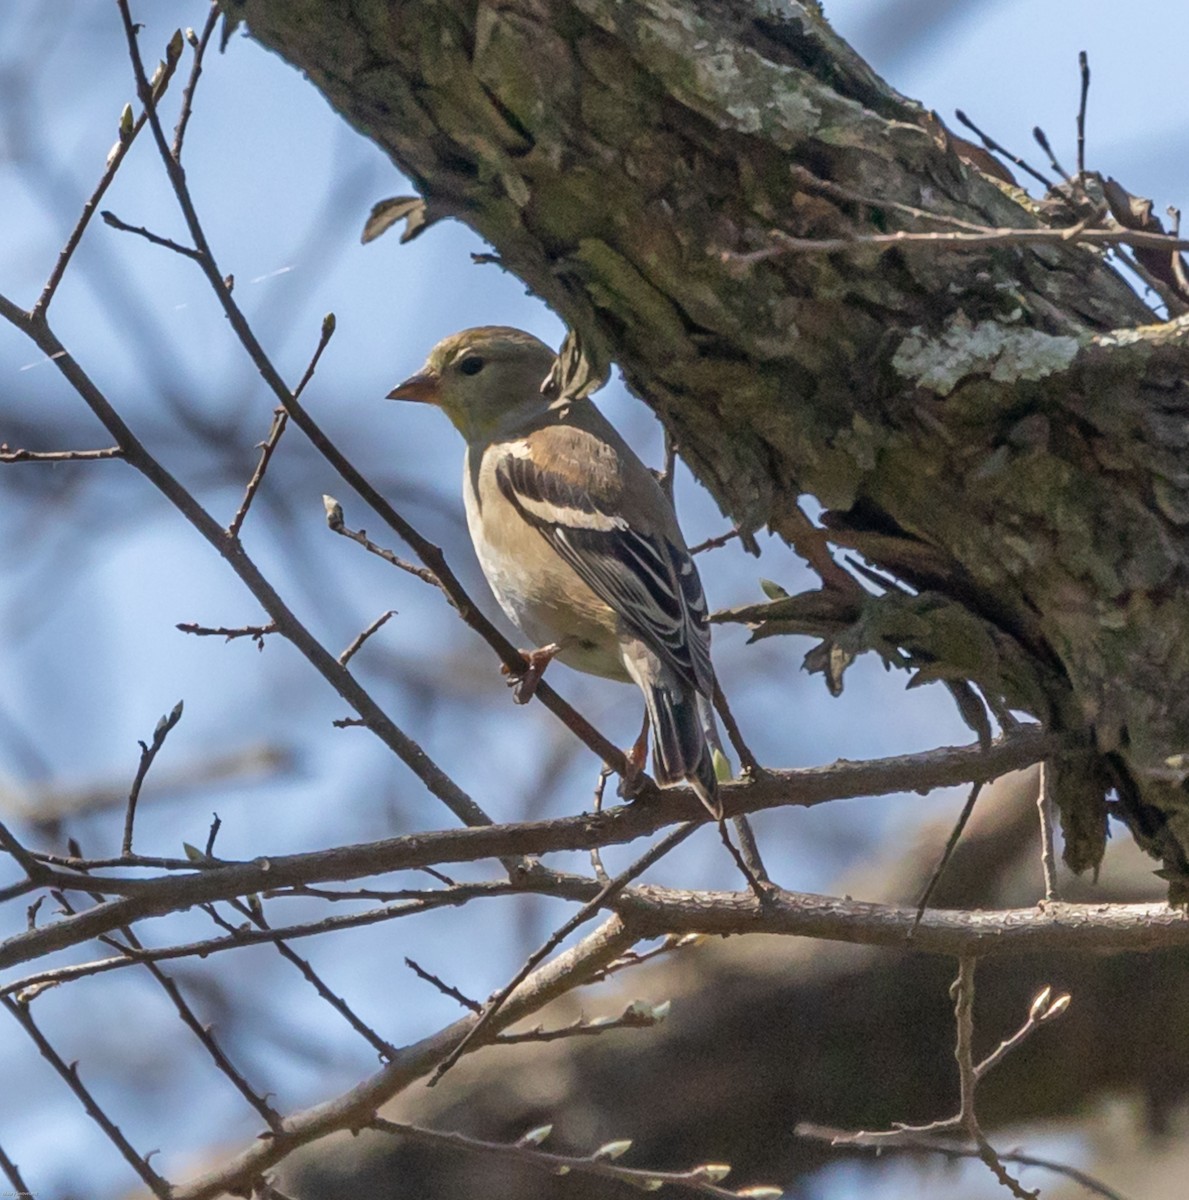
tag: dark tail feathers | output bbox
[646,682,720,818]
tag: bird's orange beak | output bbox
[386,371,440,404]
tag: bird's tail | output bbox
[645,680,722,819]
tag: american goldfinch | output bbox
[388,326,723,813]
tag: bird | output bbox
[387,325,724,815]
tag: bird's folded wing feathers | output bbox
[495,445,714,695]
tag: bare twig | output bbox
[0,1140,34,1199]
[912,782,982,932]
[727,220,1189,269]
[1077,51,1090,183]
[712,678,760,776]
[975,984,1070,1081]
[688,526,741,555]
[1037,762,1058,902]
[1032,125,1070,184]
[953,109,1055,191]
[339,609,399,667]
[405,957,482,1013]
[321,498,439,586]
[4,882,523,998]
[176,621,278,648]
[171,3,220,160]
[229,312,336,537]
[0,445,123,463]
[493,999,669,1044]
[370,1116,777,1199]
[99,209,201,259]
[122,700,184,857]
[796,1127,1130,1200]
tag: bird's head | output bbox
[387,326,557,443]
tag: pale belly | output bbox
[465,453,630,682]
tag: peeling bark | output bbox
[230,0,1189,886]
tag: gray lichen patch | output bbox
[893,313,1082,396]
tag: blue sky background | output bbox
[1,2,1186,1196]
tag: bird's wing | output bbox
[494,440,713,696]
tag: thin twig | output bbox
[321,498,443,587]
[171,3,220,160]
[727,220,1189,269]
[912,782,983,933]
[369,1116,773,1199]
[176,621,278,648]
[1032,125,1069,184]
[712,678,760,776]
[0,1140,34,1199]
[974,984,1070,1081]
[493,1001,668,1044]
[1037,762,1058,902]
[0,445,124,463]
[796,1127,1130,1200]
[339,609,398,667]
[122,700,184,857]
[228,312,336,537]
[953,109,1055,191]
[1077,51,1090,184]
[405,957,482,1013]
[688,527,741,555]
[4,882,524,998]
[99,210,201,259]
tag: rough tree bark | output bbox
[224,1,1189,878]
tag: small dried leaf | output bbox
[361,195,447,245]
[594,1139,633,1161]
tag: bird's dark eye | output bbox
[458,356,485,376]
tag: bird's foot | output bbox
[501,643,561,705]
[616,714,652,799]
